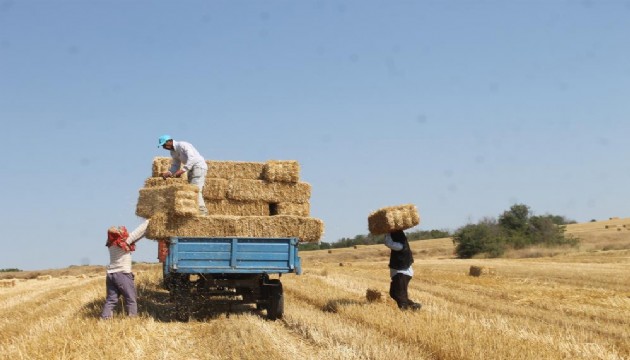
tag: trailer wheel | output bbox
[266,279,284,320]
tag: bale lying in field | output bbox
[0,279,17,287]
[366,289,383,303]
[146,213,324,243]
[368,204,420,235]
[469,265,496,277]
[262,160,300,183]
[37,275,53,281]
[136,184,199,219]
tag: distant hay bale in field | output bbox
[0,279,17,288]
[202,178,229,200]
[37,275,53,281]
[368,204,420,235]
[227,179,311,203]
[205,199,269,216]
[146,213,324,243]
[327,250,332,254]
[366,289,383,303]
[136,184,199,219]
[469,265,496,277]
[262,160,300,183]
[207,161,265,180]
[77,274,88,279]
[339,262,344,267]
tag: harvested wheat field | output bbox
[1,220,629,360]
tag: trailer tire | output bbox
[266,280,284,320]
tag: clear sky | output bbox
[2,1,629,270]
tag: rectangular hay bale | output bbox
[275,202,310,217]
[368,204,420,235]
[207,161,265,180]
[227,179,311,203]
[146,214,324,243]
[262,160,300,183]
[136,184,199,219]
[202,178,229,200]
[151,157,187,180]
[205,199,270,216]
[144,177,188,188]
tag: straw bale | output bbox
[151,157,171,177]
[368,204,420,235]
[263,160,300,183]
[275,202,310,216]
[136,184,199,219]
[205,199,270,216]
[227,179,311,203]
[469,265,496,277]
[37,275,53,281]
[144,177,187,188]
[146,214,324,243]
[0,279,17,288]
[202,178,229,200]
[207,161,265,180]
[366,289,383,303]
[151,157,188,180]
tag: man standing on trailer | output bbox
[158,134,209,215]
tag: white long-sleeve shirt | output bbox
[169,140,208,173]
[384,233,414,278]
[106,220,149,274]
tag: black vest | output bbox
[388,230,414,270]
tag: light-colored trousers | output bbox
[188,165,208,214]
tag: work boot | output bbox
[400,301,422,311]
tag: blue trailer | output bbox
[162,237,302,321]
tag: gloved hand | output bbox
[174,169,186,178]
[162,171,173,179]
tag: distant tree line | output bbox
[0,268,22,272]
[299,229,451,251]
[452,203,579,258]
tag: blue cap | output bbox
[158,134,172,147]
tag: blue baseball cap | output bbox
[158,134,172,147]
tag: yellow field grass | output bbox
[1,219,628,359]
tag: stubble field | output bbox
[1,218,629,360]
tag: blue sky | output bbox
[2,1,629,270]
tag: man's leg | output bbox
[100,273,121,319]
[189,166,208,215]
[390,273,409,309]
[113,272,138,317]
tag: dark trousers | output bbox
[101,272,138,319]
[389,273,412,309]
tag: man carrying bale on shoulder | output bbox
[368,204,422,311]
[158,134,208,215]
[100,219,149,320]
[385,230,421,311]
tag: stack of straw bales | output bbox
[368,204,420,235]
[136,158,324,243]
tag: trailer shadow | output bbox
[81,288,266,322]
